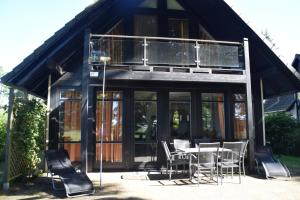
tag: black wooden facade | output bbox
[2,0,300,172]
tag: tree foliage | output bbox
[12,97,46,176]
[265,112,300,155]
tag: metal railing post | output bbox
[195,41,200,68]
[142,38,148,66]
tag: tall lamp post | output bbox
[99,56,111,189]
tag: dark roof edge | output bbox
[1,0,106,84]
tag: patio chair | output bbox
[194,138,211,148]
[255,146,291,180]
[190,142,220,185]
[45,149,95,197]
[218,142,244,184]
[161,141,189,181]
[173,139,190,150]
[240,140,249,177]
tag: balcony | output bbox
[88,35,246,80]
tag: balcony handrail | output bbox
[90,34,242,45]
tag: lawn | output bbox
[275,154,300,174]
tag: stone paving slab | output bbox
[0,172,300,199]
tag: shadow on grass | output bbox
[0,176,149,199]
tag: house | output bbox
[264,54,300,120]
[264,94,299,120]
[2,0,300,172]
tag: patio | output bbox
[1,172,300,200]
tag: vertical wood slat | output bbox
[244,38,255,172]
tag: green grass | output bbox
[275,154,300,171]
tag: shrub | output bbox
[12,98,46,177]
[0,111,6,161]
[265,112,296,154]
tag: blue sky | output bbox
[0,0,299,72]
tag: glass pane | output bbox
[134,91,157,101]
[170,102,190,139]
[167,0,185,10]
[134,101,157,141]
[97,91,122,100]
[139,0,157,8]
[60,143,81,162]
[169,92,191,101]
[199,44,240,68]
[134,15,157,36]
[134,144,157,162]
[202,93,224,101]
[96,100,123,141]
[96,143,122,163]
[59,101,81,142]
[234,94,246,101]
[90,38,143,65]
[168,18,189,38]
[234,103,247,139]
[60,91,81,99]
[147,40,196,66]
[202,101,225,140]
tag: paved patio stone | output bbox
[0,172,299,199]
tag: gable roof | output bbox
[2,0,300,98]
[292,54,300,71]
[264,94,296,113]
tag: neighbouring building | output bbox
[2,0,300,172]
[264,54,300,121]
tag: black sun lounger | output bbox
[45,149,95,197]
[255,146,291,180]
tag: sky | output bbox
[0,0,300,73]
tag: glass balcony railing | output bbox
[89,35,244,70]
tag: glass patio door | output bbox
[95,91,123,167]
[134,91,158,167]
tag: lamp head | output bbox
[100,56,111,63]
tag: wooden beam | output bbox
[2,88,14,191]
[244,38,255,172]
[81,29,91,172]
[98,69,247,83]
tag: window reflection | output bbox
[234,94,247,139]
[201,93,225,140]
[170,92,191,139]
[134,91,157,164]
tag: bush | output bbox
[0,111,6,161]
[12,98,46,177]
[265,112,296,154]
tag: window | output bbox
[202,93,225,140]
[134,91,157,163]
[234,94,247,139]
[96,91,123,163]
[134,15,158,36]
[139,0,157,8]
[59,90,81,161]
[170,92,191,139]
[168,18,189,38]
[167,0,185,10]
